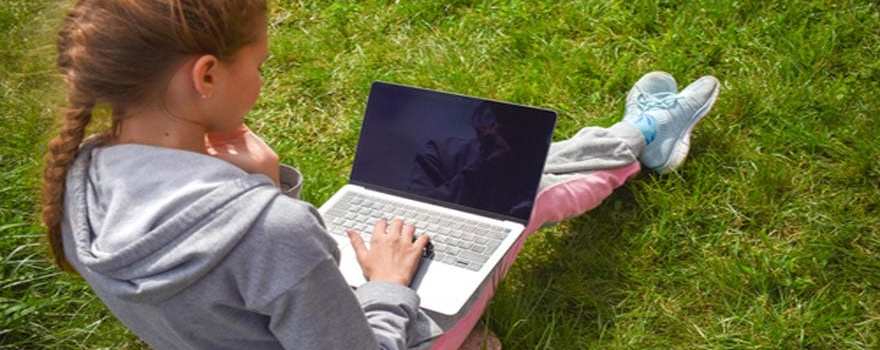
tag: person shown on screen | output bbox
[406,102,528,217]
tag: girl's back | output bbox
[62,140,382,349]
[42,1,440,348]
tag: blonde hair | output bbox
[43,0,268,271]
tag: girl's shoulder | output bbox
[256,194,337,258]
[223,194,341,306]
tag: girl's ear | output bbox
[191,55,219,99]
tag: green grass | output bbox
[2,0,878,348]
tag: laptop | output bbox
[319,81,556,315]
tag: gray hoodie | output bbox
[61,139,442,349]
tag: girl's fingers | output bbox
[346,230,369,264]
[371,219,387,238]
[413,233,430,251]
[400,223,415,243]
[386,218,403,240]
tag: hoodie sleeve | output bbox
[245,195,440,349]
[278,164,304,199]
[257,257,431,350]
[354,280,439,349]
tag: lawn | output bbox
[2,0,878,348]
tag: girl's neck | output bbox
[112,107,208,154]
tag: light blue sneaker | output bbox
[627,75,720,174]
[624,71,678,123]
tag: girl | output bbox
[43,0,719,349]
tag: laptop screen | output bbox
[350,82,557,223]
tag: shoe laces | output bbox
[636,88,682,111]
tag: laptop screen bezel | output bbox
[348,81,557,226]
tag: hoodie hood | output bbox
[64,139,281,302]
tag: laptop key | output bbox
[447,247,460,256]
[453,259,472,269]
[472,244,486,254]
[459,250,489,264]
[440,255,457,265]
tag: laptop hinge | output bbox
[346,181,530,225]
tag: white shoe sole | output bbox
[654,76,720,174]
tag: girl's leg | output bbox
[427,121,645,349]
[427,72,720,349]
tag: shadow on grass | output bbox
[485,181,648,349]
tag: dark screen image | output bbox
[351,82,556,222]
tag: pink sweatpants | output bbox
[429,162,642,349]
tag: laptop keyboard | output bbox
[322,192,512,271]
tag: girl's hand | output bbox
[346,218,430,286]
[205,124,280,186]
